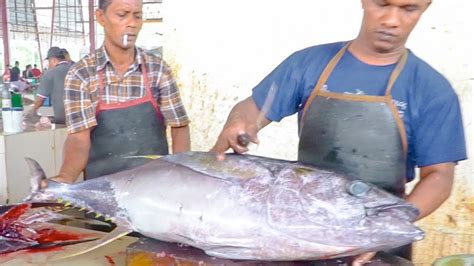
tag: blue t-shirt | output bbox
[252,41,467,181]
[10,67,20,82]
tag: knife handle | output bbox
[237,133,251,147]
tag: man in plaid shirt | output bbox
[47,0,190,183]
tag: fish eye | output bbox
[346,180,371,197]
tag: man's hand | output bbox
[40,175,74,189]
[23,107,40,124]
[211,124,259,158]
[210,97,269,160]
[352,252,376,265]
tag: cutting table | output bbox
[0,221,412,266]
[126,237,413,266]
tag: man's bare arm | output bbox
[406,162,455,220]
[171,125,190,153]
[211,97,271,154]
[33,97,45,112]
[56,129,92,183]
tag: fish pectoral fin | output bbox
[24,157,47,196]
[34,238,99,248]
[54,215,113,228]
[123,155,162,160]
[50,224,132,261]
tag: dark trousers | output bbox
[309,245,412,265]
[385,244,412,260]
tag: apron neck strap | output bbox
[314,42,408,98]
[385,49,408,97]
[313,42,350,94]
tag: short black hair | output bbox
[99,0,113,11]
[99,0,142,11]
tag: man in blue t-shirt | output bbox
[10,61,20,82]
[212,0,466,263]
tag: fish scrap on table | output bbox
[0,203,98,254]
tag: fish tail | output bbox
[23,157,67,202]
[24,157,47,195]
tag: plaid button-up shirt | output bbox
[64,46,190,134]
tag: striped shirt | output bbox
[64,46,190,133]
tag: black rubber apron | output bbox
[298,43,412,259]
[85,61,169,179]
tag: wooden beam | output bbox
[0,0,10,67]
[88,0,95,53]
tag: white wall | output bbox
[163,1,358,159]
[162,0,473,158]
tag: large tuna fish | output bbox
[25,151,424,260]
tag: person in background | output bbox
[2,64,11,82]
[43,0,190,184]
[31,64,42,78]
[61,49,75,65]
[32,47,71,124]
[22,64,33,79]
[10,61,20,82]
[212,0,466,264]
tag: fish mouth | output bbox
[366,202,420,221]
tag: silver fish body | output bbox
[27,151,424,260]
